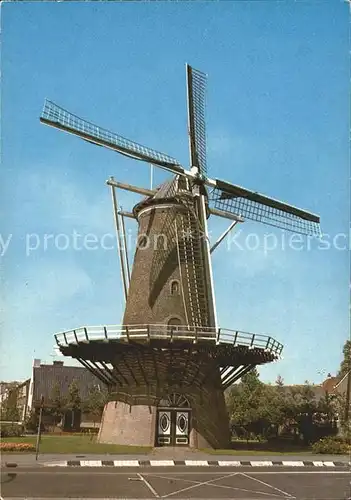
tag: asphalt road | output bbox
[1,466,350,499]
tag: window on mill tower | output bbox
[168,317,181,326]
[170,280,180,296]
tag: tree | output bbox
[227,368,284,440]
[337,340,351,378]
[275,375,284,389]
[67,379,81,429]
[84,385,108,436]
[334,392,350,439]
[49,382,66,427]
[284,381,334,445]
[1,388,20,423]
[226,369,261,437]
[24,409,39,433]
[2,401,20,423]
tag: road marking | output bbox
[184,460,209,466]
[40,459,349,468]
[240,472,295,498]
[250,461,273,467]
[159,471,284,498]
[282,461,305,467]
[113,460,140,467]
[80,460,102,467]
[137,472,159,498]
[218,460,242,466]
[150,460,175,466]
[44,462,67,467]
[244,471,350,475]
[4,467,349,473]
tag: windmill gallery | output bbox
[40,65,320,449]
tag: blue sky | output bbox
[1,1,349,385]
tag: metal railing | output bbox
[54,324,283,356]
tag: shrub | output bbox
[0,442,35,452]
[0,424,23,438]
[312,436,349,455]
[24,410,38,433]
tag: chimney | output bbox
[33,359,41,368]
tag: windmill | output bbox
[41,65,320,448]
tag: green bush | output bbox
[312,436,349,455]
[0,423,23,438]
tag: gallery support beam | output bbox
[106,178,156,197]
[210,220,240,254]
[209,207,244,223]
[120,207,131,284]
[118,210,135,219]
[109,177,129,302]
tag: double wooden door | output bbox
[156,409,190,446]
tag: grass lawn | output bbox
[2,435,317,455]
[203,448,313,455]
[204,439,313,455]
[2,435,152,454]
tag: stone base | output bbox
[98,393,229,449]
[98,401,156,447]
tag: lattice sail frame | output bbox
[41,100,184,171]
[187,65,208,178]
[40,70,321,239]
[209,185,321,236]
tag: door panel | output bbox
[175,411,189,445]
[157,411,171,445]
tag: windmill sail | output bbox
[209,179,321,236]
[40,99,185,174]
[186,65,208,178]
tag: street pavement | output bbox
[1,451,350,499]
[1,465,350,499]
[1,452,350,467]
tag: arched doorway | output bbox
[156,393,191,446]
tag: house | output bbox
[1,359,105,429]
[0,381,20,407]
[15,379,31,421]
[26,359,103,418]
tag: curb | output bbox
[44,459,351,468]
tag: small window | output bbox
[170,280,180,295]
[168,317,181,326]
[137,235,148,248]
